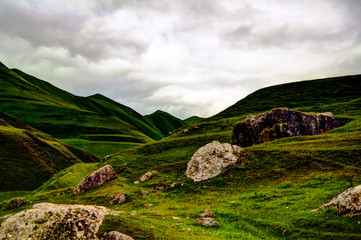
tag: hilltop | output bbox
[144,110,187,136]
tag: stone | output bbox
[106,193,128,205]
[141,191,149,196]
[103,231,134,240]
[154,186,164,191]
[232,108,337,147]
[185,141,243,182]
[144,203,153,208]
[73,165,117,195]
[199,209,215,218]
[312,185,361,216]
[133,171,158,184]
[170,182,177,188]
[0,202,121,240]
[194,217,219,227]
[8,197,25,209]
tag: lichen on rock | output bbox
[73,165,117,195]
[313,185,361,216]
[232,108,337,147]
[185,141,243,182]
[0,203,121,239]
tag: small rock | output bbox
[144,203,153,208]
[141,191,149,196]
[73,165,117,195]
[154,186,164,191]
[103,231,134,240]
[106,193,128,205]
[313,185,361,216]
[103,155,111,162]
[194,217,219,227]
[170,182,177,188]
[134,171,158,184]
[130,211,137,217]
[183,129,189,133]
[8,197,26,209]
[172,216,180,220]
[199,209,215,218]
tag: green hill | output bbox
[2,73,361,239]
[12,69,164,141]
[184,116,203,125]
[144,110,187,136]
[0,63,159,157]
[0,111,99,191]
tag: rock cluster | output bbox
[185,141,243,182]
[313,185,361,216]
[73,165,117,195]
[194,209,219,227]
[8,197,25,209]
[133,171,158,184]
[0,203,121,239]
[232,108,337,147]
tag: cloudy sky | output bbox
[0,0,360,119]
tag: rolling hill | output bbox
[144,110,187,136]
[184,116,203,125]
[1,69,361,239]
[0,62,162,157]
[0,111,99,191]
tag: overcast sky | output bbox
[0,0,360,119]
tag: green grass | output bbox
[184,115,204,125]
[1,71,361,239]
[0,111,99,191]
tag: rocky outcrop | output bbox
[185,141,243,182]
[199,209,215,218]
[8,197,25,209]
[133,171,158,184]
[0,203,121,239]
[102,231,134,240]
[232,108,337,147]
[73,165,117,195]
[106,193,128,205]
[313,185,361,216]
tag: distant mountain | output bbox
[184,116,203,125]
[0,111,98,191]
[0,62,163,157]
[144,110,187,136]
[211,74,361,120]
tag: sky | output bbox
[0,0,360,119]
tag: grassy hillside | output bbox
[211,74,361,120]
[0,111,99,191]
[0,63,157,157]
[13,69,164,140]
[184,116,203,125]
[3,74,360,239]
[145,110,187,136]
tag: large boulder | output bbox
[73,165,117,195]
[232,108,337,147]
[185,141,243,182]
[102,231,134,240]
[0,203,121,239]
[313,185,361,216]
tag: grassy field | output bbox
[0,74,360,239]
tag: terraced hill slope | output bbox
[145,110,187,136]
[0,111,99,191]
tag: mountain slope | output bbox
[12,69,164,140]
[0,111,99,191]
[0,63,156,157]
[211,74,361,120]
[144,110,187,136]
